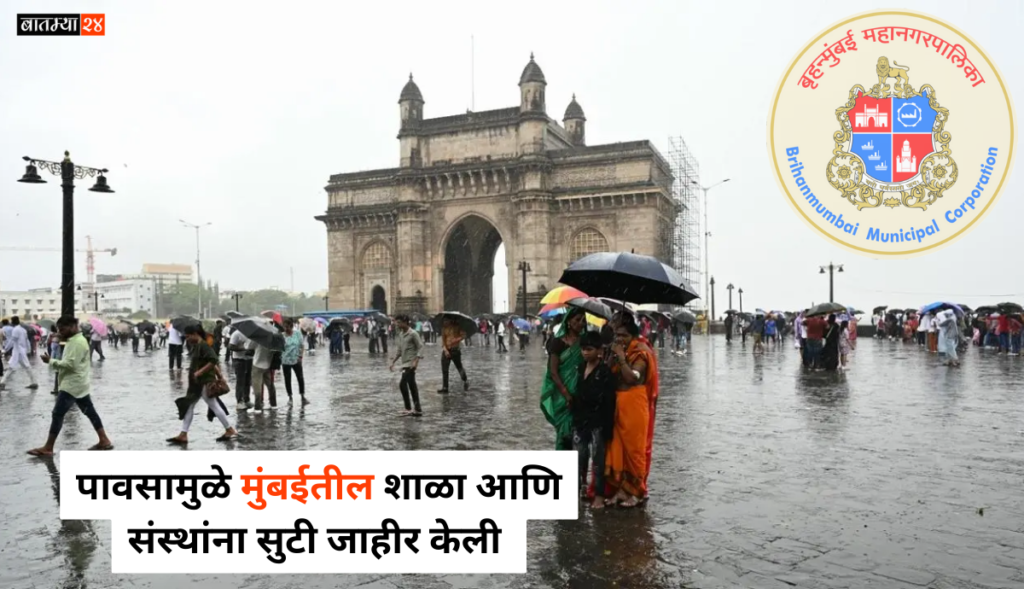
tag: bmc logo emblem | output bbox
[769,11,1015,257]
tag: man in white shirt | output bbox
[250,342,277,413]
[1,317,39,390]
[915,313,928,346]
[496,320,507,353]
[167,325,184,371]
[229,329,253,409]
[926,313,939,353]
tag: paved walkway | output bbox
[1,335,1022,588]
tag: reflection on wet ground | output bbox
[2,336,1023,588]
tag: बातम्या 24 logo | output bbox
[769,11,1015,257]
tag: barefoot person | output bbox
[573,330,616,509]
[604,315,652,508]
[27,315,113,456]
[167,325,236,445]
[389,314,424,416]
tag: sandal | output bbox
[215,432,238,442]
[27,448,54,457]
[89,443,114,451]
[411,411,423,417]
[166,437,188,446]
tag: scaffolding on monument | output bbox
[668,136,701,308]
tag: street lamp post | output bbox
[517,261,531,319]
[180,220,211,318]
[726,283,734,311]
[819,262,844,302]
[738,287,744,314]
[709,276,717,322]
[692,178,730,320]
[93,292,104,313]
[231,292,243,312]
[17,151,114,317]
[322,295,329,312]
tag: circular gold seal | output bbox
[769,10,1015,257]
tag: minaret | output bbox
[398,74,424,167]
[518,53,547,155]
[562,94,586,146]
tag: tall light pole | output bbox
[819,262,844,303]
[726,283,734,311]
[738,287,744,314]
[709,276,717,323]
[180,220,211,318]
[231,292,243,312]
[692,178,730,318]
[322,295,329,312]
[17,151,114,317]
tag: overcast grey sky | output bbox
[1,0,1021,314]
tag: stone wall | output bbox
[422,126,519,166]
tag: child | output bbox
[573,330,616,510]
[839,320,851,371]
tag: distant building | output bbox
[0,287,82,320]
[94,279,156,315]
[138,263,194,285]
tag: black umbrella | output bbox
[672,309,697,324]
[564,297,614,321]
[956,304,973,314]
[230,317,286,351]
[171,315,201,332]
[326,317,352,333]
[432,312,480,337]
[806,302,848,317]
[872,305,888,315]
[997,302,1024,314]
[136,320,156,334]
[975,306,998,316]
[558,251,699,306]
[224,310,245,320]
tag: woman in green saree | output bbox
[540,308,587,450]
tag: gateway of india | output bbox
[317,54,676,315]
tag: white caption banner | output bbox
[60,451,577,573]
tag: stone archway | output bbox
[442,215,504,314]
[370,285,387,314]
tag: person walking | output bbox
[89,326,106,361]
[27,315,113,455]
[229,327,254,410]
[390,314,424,417]
[166,325,237,444]
[496,320,508,353]
[130,325,141,355]
[143,325,153,352]
[1,316,39,390]
[438,317,469,394]
[282,319,308,405]
[212,320,224,359]
[168,324,184,371]
[250,340,277,414]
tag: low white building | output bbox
[0,287,81,320]
[94,279,156,315]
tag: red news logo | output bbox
[17,13,105,36]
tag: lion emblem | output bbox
[877,56,911,97]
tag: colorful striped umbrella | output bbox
[540,285,588,305]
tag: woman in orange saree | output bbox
[604,316,652,507]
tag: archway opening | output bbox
[443,215,503,314]
[370,285,387,314]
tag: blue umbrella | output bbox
[920,301,963,317]
[539,307,566,319]
[512,318,531,331]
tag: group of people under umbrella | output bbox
[873,301,1024,366]
[535,251,699,509]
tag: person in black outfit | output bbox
[573,330,616,509]
[212,320,224,359]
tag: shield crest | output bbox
[825,58,957,211]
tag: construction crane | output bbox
[0,236,118,285]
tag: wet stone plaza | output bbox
[1,335,1023,589]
